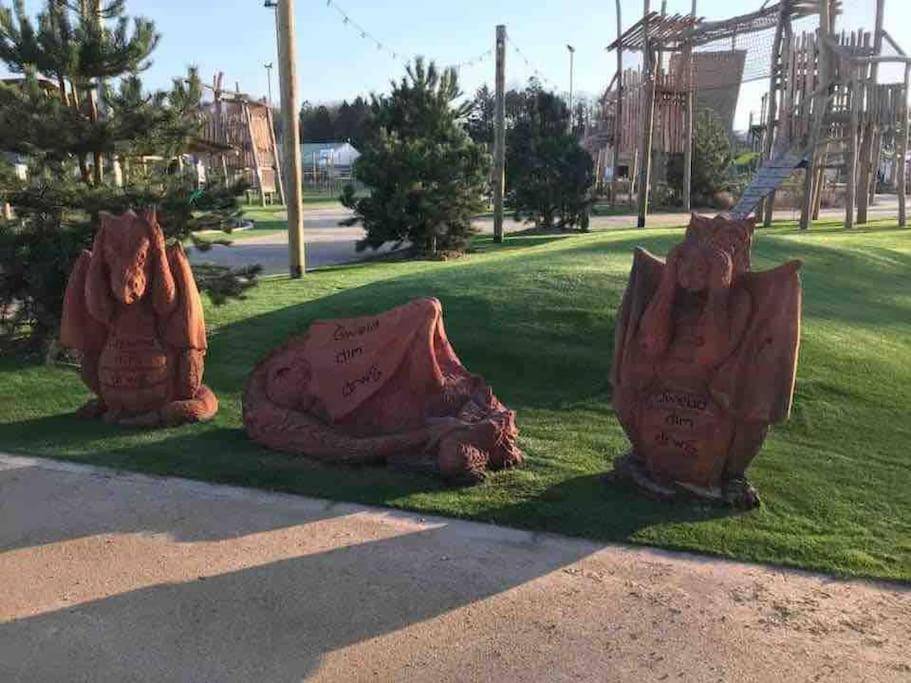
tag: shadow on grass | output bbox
[471,471,735,544]
[0,412,736,552]
[2,223,909,579]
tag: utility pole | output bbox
[264,62,274,106]
[270,0,305,276]
[567,44,576,130]
[682,0,696,213]
[493,25,506,243]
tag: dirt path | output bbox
[1,453,907,682]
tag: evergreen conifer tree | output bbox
[340,59,489,256]
[0,0,257,350]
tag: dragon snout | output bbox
[112,268,147,304]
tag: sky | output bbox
[2,0,908,130]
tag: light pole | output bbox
[264,62,274,106]
[566,44,576,131]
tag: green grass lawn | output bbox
[2,220,909,581]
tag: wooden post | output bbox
[858,0,886,224]
[812,144,827,219]
[612,0,624,207]
[846,72,859,230]
[277,0,305,277]
[898,63,909,227]
[493,25,506,244]
[266,105,285,204]
[869,129,882,205]
[799,2,830,231]
[637,0,655,228]
[682,0,696,213]
[89,0,103,186]
[761,6,786,227]
[243,102,268,207]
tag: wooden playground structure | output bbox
[595,0,911,229]
[199,73,285,206]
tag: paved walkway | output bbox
[189,197,903,276]
[1,454,908,682]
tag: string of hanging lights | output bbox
[324,0,493,71]
[504,32,559,90]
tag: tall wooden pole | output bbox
[637,0,655,228]
[799,0,830,230]
[846,71,859,230]
[898,63,910,227]
[265,105,285,204]
[243,102,268,207]
[89,0,103,185]
[682,0,696,213]
[613,0,623,206]
[493,25,507,244]
[277,0,305,277]
[858,0,886,223]
[761,5,786,227]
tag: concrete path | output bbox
[189,196,903,276]
[1,454,908,682]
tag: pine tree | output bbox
[0,0,257,351]
[506,83,594,229]
[466,84,494,147]
[667,108,735,206]
[340,59,489,255]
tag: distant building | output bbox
[300,141,360,177]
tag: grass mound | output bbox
[2,220,909,580]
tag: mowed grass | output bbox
[1,220,909,580]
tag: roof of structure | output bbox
[607,1,842,53]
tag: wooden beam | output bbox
[845,73,859,229]
[243,102,267,207]
[637,1,656,228]
[882,30,906,58]
[899,63,910,226]
[799,0,830,230]
[760,4,786,226]
[612,0,624,207]
[682,0,696,213]
[265,105,285,205]
[857,0,886,223]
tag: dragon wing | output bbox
[611,247,665,392]
[160,243,208,351]
[710,260,802,423]
[59,250,107,353]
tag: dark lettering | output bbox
[342,364,383,398]
[665,412,695,429]
[335,346,364,365]
[333,319,380,342]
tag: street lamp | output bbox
[566,44,576,130]
[264,62,274,105]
